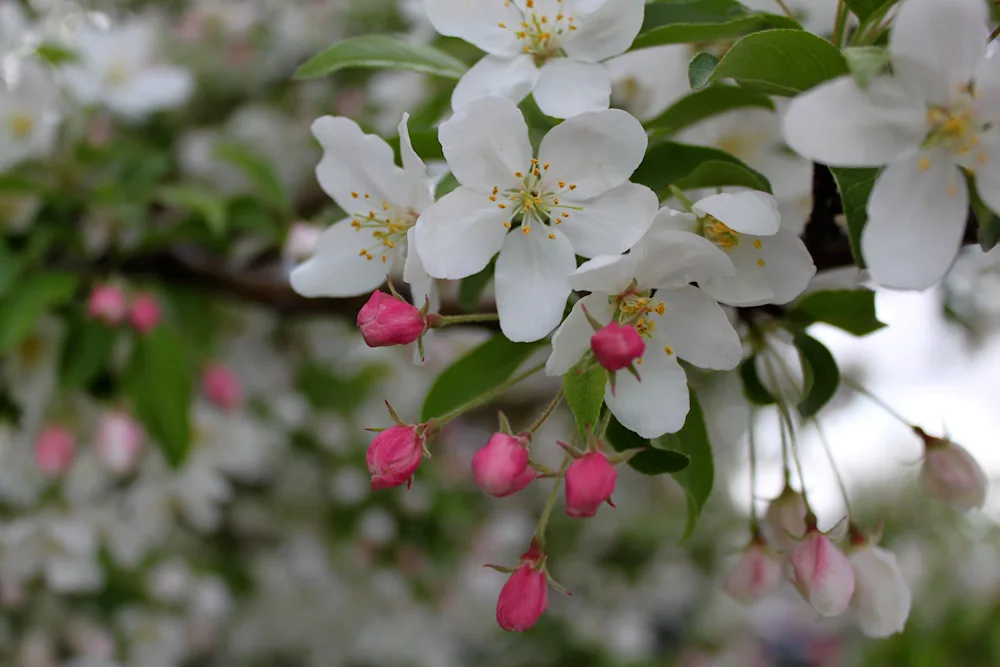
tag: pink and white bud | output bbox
[919,437,988,512]
[87,284,127,326]
[128,293,161,335]
[723,541,783,604]
[95,410,145,475]
[34,425,76,477]
[367,424,426,490]
[496,548,549,632]
[565,451,617,518]
[472,432,536,497]
[848,544,911,638]
[786,529,855,617]
[284,222,323,263]
[764,486,808,551]
[357,291,426,348]
[591,322,644,372]
[201,363,244,411]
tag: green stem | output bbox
[435,361,547,427]
[989,24,1000,46]
[533,454,572,548]
[595,405,613,439]
[831,0,849,48]
[840,375,912,427]
[812,418,853,516]
[668,185,696,212]
[432,313,501,326]
[529,389,563,433]
[773,0,795,20]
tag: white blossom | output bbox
[849,545,912,638]
[0,60,59,173]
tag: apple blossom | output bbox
[200,363,244,411]
[786,528,855,617]
[128,293,161,335]
[94,410,145,475]
[917,431,988,512]
[782,0,998,289]
[763,486,808,551]
[425,0,645,119]
[848,540,912,638]
[34,425,75,477]
[87,284,128,326]
[564,451,617,518]
[724,539,783,605]
[605,44,690,121]
[471,432,535,497]
[356,291,427,348]
[0,61,60,174]
[495,544,551,632]
[545,224,742,437]
[367,423,428,490]
[415,95,657,341]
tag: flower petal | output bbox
[495,226,576,342]
[403,227,437,312]
[289,218,394,297]
[657,286,742,371]
[782,77,925,167]
[692,190,782,235]
[605,343,690,438]
[648,206,699,234]
[698,245,776,306]
[439,95,533,190]
[452,55,539,112]
[568,253,640,294]
[557,183,657,257]
[752,229,817,305]
[424,0,521,55]
[862,153,967,290]
[605,45,690,121]
[538,108,647,199]
[312,116,408,212]
[533,58,611,119]
[546,294,615,376]
[415,186,511,279]
[969,135,1000,216]
[563,0,646,62]
[636,230,736,288]
[398,113,433,212]
[107,67,193,118]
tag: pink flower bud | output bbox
[764,487,808,551]
[723,542,783,604]
[590,322,644,371]
[366,424,426,490]
[128,293,161,335]
[564,451,617,518]
[87,284,127,326]
[786,530,855,617]
[496,560,548,632]
[919,439,988,512]
[34,425,75,477]
[95,410,144,475]
[848,545,911,638]
[357,291,426,348]
[472,433,535,497]
[201,363,244,411]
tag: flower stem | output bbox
[431,313,501,327]
[831,0,849,48]
[773,0,795,20]
[595,405,613,439]
[529,389,563,433]
[811,418,853,516]
[840,375,912,428]
[435,361,547,427]
[533,454,572,549]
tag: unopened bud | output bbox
[723,541,782,604]
[357,290,426,348]
[591,322,644,372]
[918,433,987,512]
[763,486,807,551]
[848,543,911,638]
[94,410,144,475]
[128,293,161,335]
[367,423,427,490]
[87,284,127,326]
[34,425,76,477]
[786,529,855,617]
[564,451,617,518]
[472,433,535,497]
[201,363,244,411]
[496,547,549,632]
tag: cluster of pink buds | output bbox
[580,305,644,394]
[87,284,161,335]
[34,408,146,478]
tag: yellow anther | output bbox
[533,168,540,176]
[553,197,559,205]
[368,211,376,219]
[515,171,523,178]
[556,14,563,20]
[351,220,361,228]
[358,249,367,257]
[569,25,577,30]
[948,182,959,196]
[918,157,931,170]
[569,184,577,190]
[636,357,643,365]
[498,203,507,209]
[756,258,766,267]
[524,45,531,52]
[561,212,570,218]
[382,202,389,211]
[558,181,566,188]
[547,233,556,239]
[351,192,359,198]
[526,0,533,7]
[530,158,538,164]
[541,16,548,23]
[543,162,550,169]
[654,302,665,315]
[498,21,507,28]
[752,239,762,249]
[977,152,987,164]
[364,194,370,198]
[522,226,531,235]
[492,186,499,195]
[381,256,387,263]
[385,240,395,249]
[504,221,512,228]
[664,346,674,356]
[489,195,497,202]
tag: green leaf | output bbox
[794,333,839,418]
[647,84,774,135]
[661,390,713,543]
[35,42,78,65]
[458,257,495,312]
[59,319,116,389]
[740,356,776,405]
[563,365,607,437]
[829,167,880,267]
[387,129,443,164]
[971,179,1000,252]
[789,289,886,336]
[125,327,192,468]
[633,0,799,49]
[843,46,890,88]
[0,272,78,354]
[0,237,22,299]
[633,140,772,197]
[296,363,388,416]
[156,185,228,237]
[606,417,690,476]
[688,52,720,90]
[845,0,895,21]
[710,29,849,96]
[295,35,468,80]
[420,335,543,422]
[213,141,292,215]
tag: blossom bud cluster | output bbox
[87,284,161,335]
[34,410,145,478]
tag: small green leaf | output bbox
[675,159,772,192]
[843,46,890,88]
[124,327,193,468]
[156,185,228,237]
[563,365,607,437]
[606,417,690,475]
[710,29,849,96]
[789,289,886,336]
[213,141,292,215]
[0,272,78,354]
[35,41,79,65]
[971,179,1000,252]
[688,53,720,90]
[420,335,544,422]
[387,129,443,164]
[661,390,713,543]
[633,0,799,49]
[794,333,839,418]
[295,35,468,80]
[59,319,116,390]
[458,257,495,312]
[296,363,387,416]
[740,356,777,405]
[829,166,880,266]
[633,140,771,197]
[846,0,896,21]
[648,84,773,134]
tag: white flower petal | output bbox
[532,58,611,119]
[312,116,408,212]
[289,218,394,297]
[862,153,967,290]
[106,67,193,118]
[398,113,433,212]
[973,55,1000,117]
[752,229,817,304]
[605,45,690,121]
[557,183,657,257]
[657,286,742,371]
[698,246,776,307]
[648,206,699,234]
[692,190,781,236]
[546,294,615,376]
[439,95,532,190]
[563,0,645,62]
[494,226,576,342]
[605,343,690,438]
[452,55,539,112]
[424,0,521,55]
[403,227,436,312]
[970,136,1000,215]
[635,230,736,288]
[538,108,647,199]
[782,77,925,167]
[850,546,912,638]
[568,253,640,294]
[415,186,511,279]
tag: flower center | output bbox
[699,216,741,250]
[8,111,33,139]
[349,191,416,263]
[106,59,130,87]
[616,293,664,338]
[924,101,980,153]
[489,159,581,239]
[498,0,577,61]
